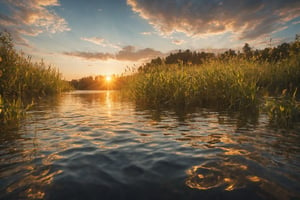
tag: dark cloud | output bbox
[127,0,300,40]
[63,46,164,61]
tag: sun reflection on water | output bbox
[105,90,112,117]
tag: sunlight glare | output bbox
[105,75,112,82]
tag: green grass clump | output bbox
[257,57,300,95]
[130,59,259,110]
[265,89,300,128]
[125,52,300,127]
[0,31,71,124]
[0,95,32,124]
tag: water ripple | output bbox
[1,91,299,200]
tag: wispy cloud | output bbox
[0,0,70,46]
[80,36,121,49]
[127,0,300,40]
[64,52,113,60]
[293,20,300,25]
[81,37,105,46]
[140,31,152,35]
[172,39,185,45]
[115,46,162,61]
[63,45,163,61]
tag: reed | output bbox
[256,56,300,95]
[124,54,300,126]
[0,31,71,124]
[129,58,260,110]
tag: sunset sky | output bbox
[1,0,300,80]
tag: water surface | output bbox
[1,90,299,200]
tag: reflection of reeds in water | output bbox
[5,165,63,199]
[0,133,63,199]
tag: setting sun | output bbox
[105,75,112,82]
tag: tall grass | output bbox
[257,56,300,95]
[130,59,260,109]
[0,31,71,124]
[125,54,300,126]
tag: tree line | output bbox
[70,75,126,90]
[138,35,300,72]
[70,35,300,90]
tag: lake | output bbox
[1,90,299,200]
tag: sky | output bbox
[0,0,300,80]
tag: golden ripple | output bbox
[186,165,225,190]
[185,161,260,191]
[246,175,261,182]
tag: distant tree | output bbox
[136,37,300,73]
[151,57,163,65]
[70,79,79,89]
[220,49,237,60]
[295,34,300,42]
[242,43,252,58]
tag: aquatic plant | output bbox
[0,95,30,124]
[265,89,300,127]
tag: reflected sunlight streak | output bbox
[105,90,112,117]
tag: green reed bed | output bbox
[126,55,300,126]
[130,59,259,110]
[257,56,300,95]
[0,32,71,124]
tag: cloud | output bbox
[63,46,163,61]
[172,39,185,45]
[0,0,70,46]
[127,0,300,40]
[81,37,105,46]
[80,37,121,49]
[116,45,162,61]
[64,52,114,60]
[293,20,300,25]
[140,31,152,35]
